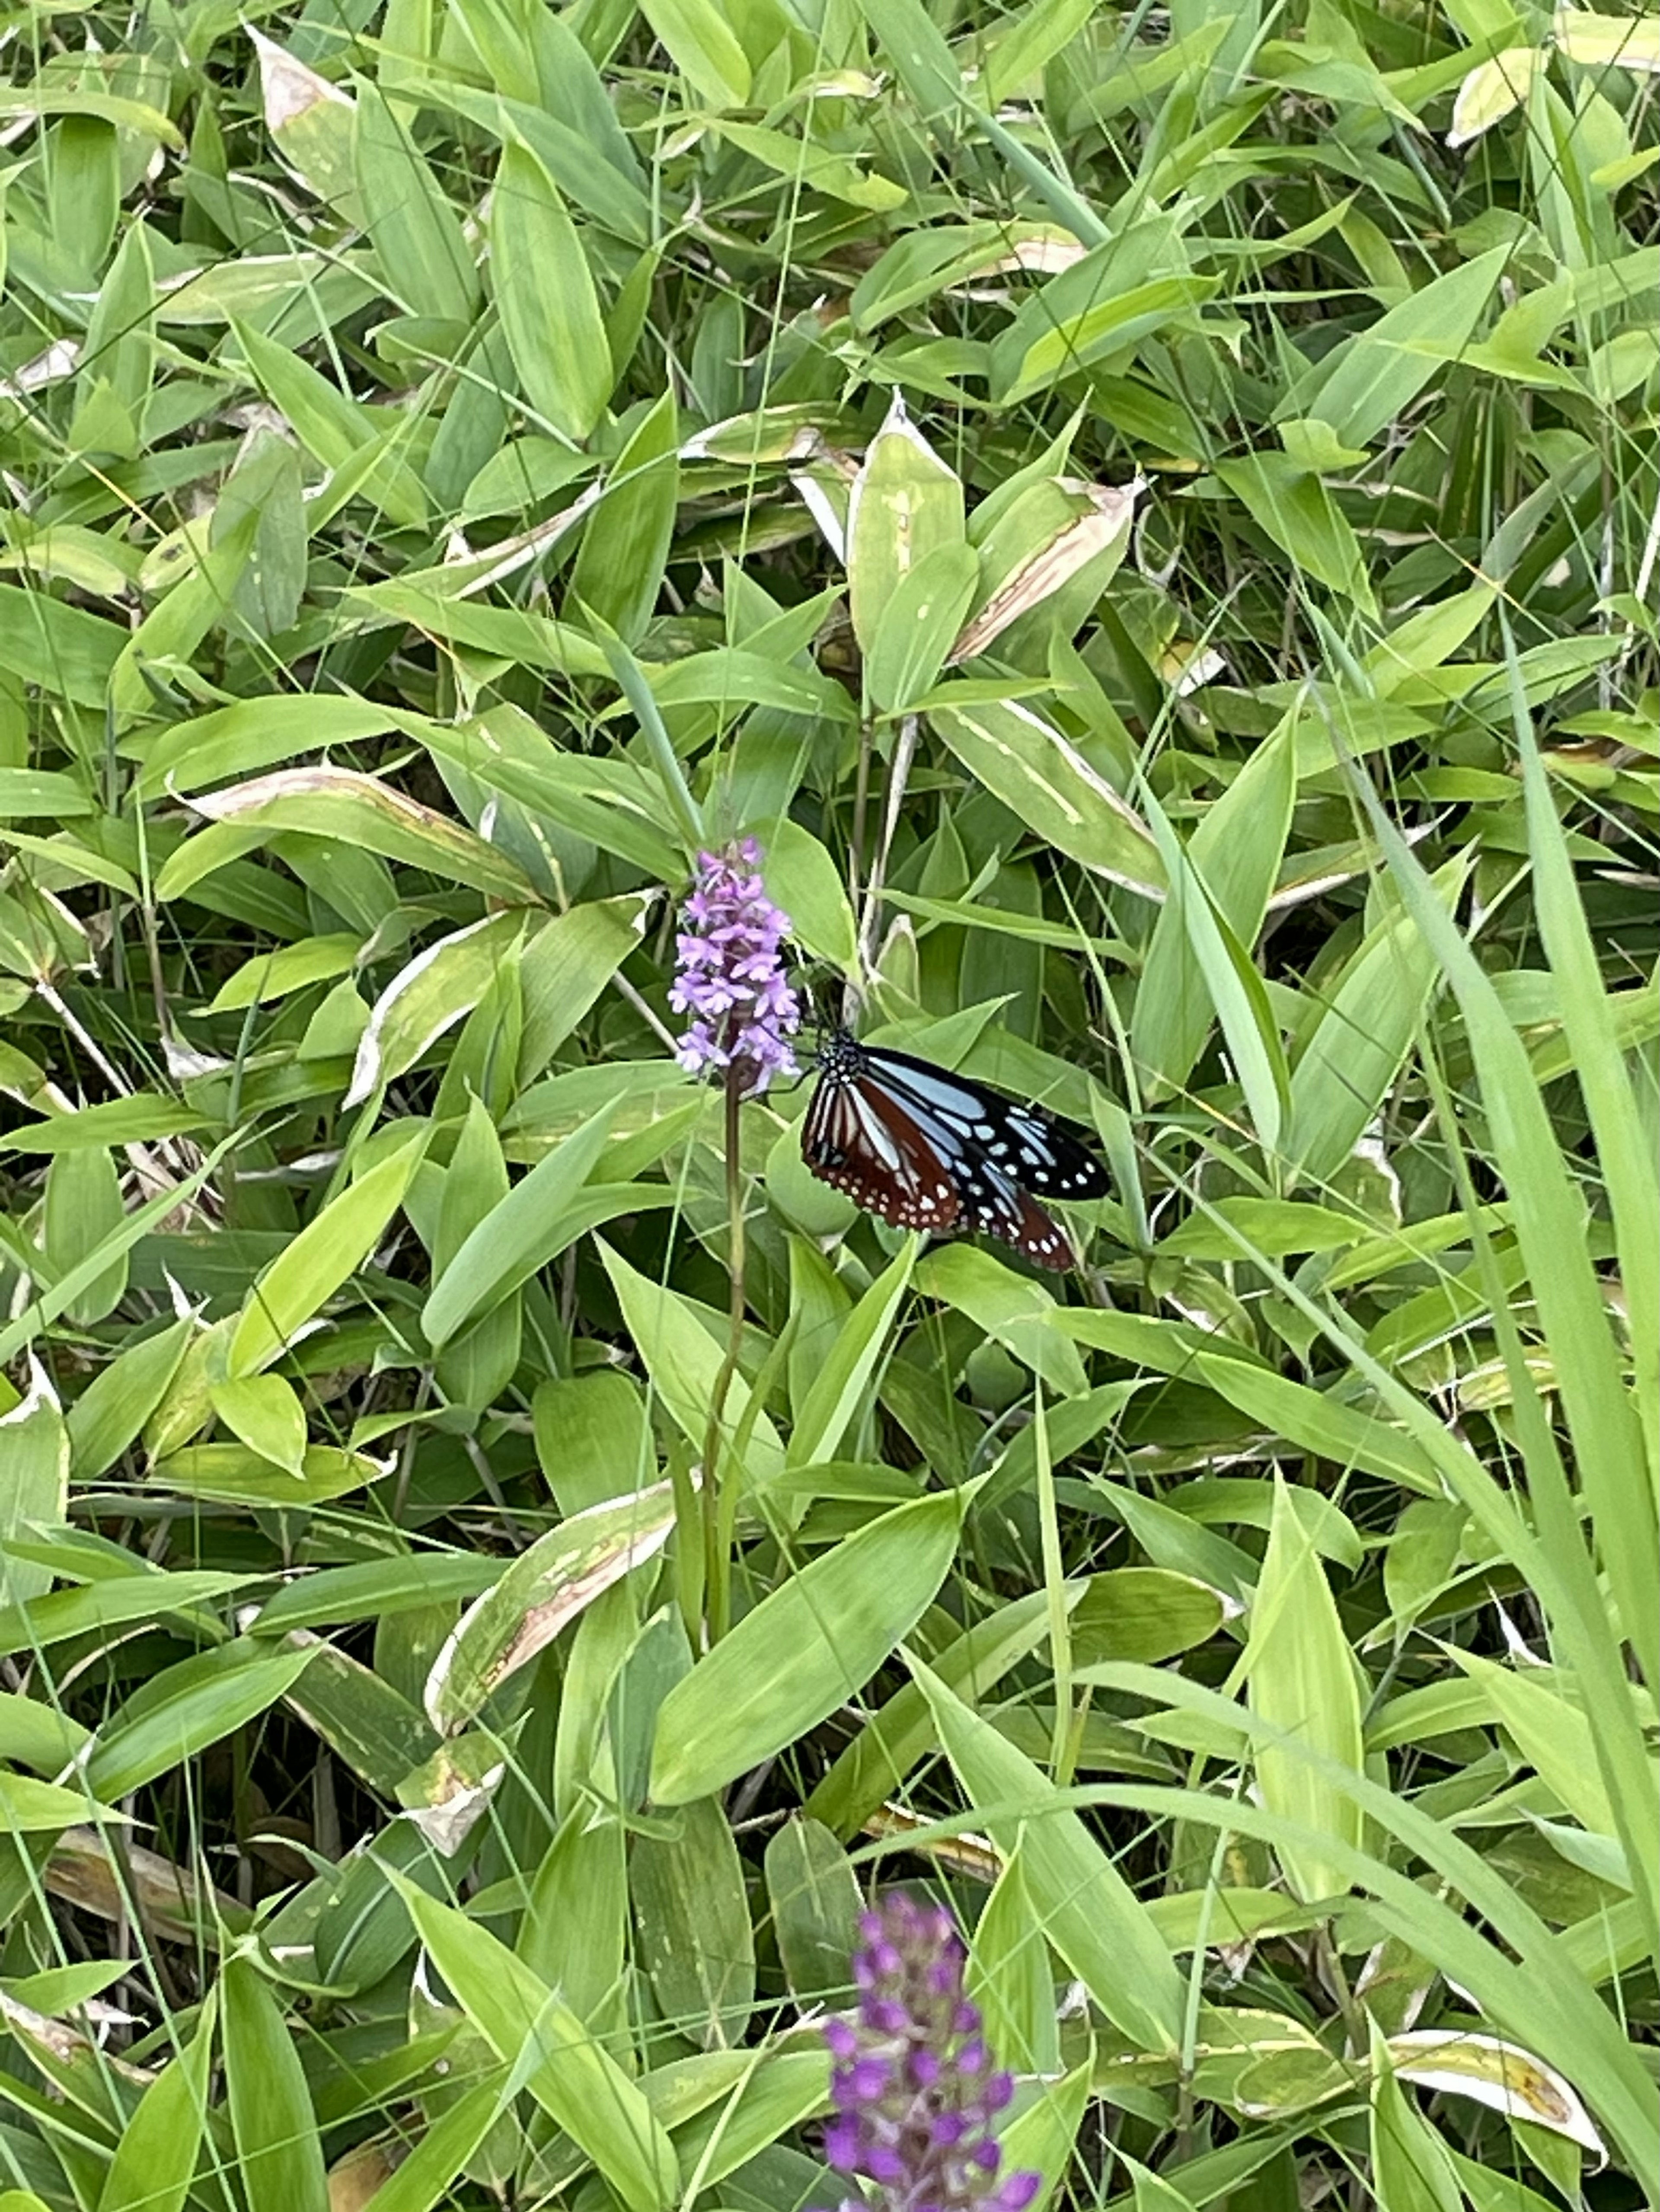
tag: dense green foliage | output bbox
[0,0,1655,2206]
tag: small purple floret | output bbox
[669,837,801,1094]
[822,1893,1042,2212]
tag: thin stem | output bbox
[701,1064,747,1644]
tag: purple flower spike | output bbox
[821,1892,1041,2212]
[669,838,801,1095]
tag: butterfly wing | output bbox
[856,1047,1110,1203]
[801,1063,964,1234]
[801,1032,1102,1267]
[951,1156,1076,1270]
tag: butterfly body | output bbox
[800,1030,1108,1270]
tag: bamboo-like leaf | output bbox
[651,1489,966,1804]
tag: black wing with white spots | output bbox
[799,1031,1107,1270]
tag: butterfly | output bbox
[799,1029,1109,1270]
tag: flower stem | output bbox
[701,1063,746,1644]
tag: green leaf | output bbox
[928,692,1164,897]
[1069,1568,1229,1667]
[916,1243,1090,1393]
[1244,1478,1366,1902]
[0,1367,67,1606]
[568,389,680,645]
[650,1488,966,1804]
[345,910,528,1108]
[847,393,966,657]
[229,1133,427,1376]
[865,541,981,715]
[764,1816,863,2001]
[1214,451,1376,613]
[492,141,611,442]
[639,0,752,105]
[423,1101,615,1347]
[392,1878,679,2212]
[221,1959,328,2212]
[757,820,858,970]
[94,1990,215,2212]
[804,1589,1063,1835]
[632,1795,757,2047]
[83,1641,319,1800]
[911,1656,1185,2050]
[423,1481,677,1732]
[786,1245,915,1469]
[1284,246,1511,448]
[354,80,480,324]
[1285,858,1469,1187]
[598,1243,786,1491]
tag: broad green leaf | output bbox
[764,1817,862,2001]
[393,1878,678,2211]
[757,820,858,969]
[650,1488,966,1804]
[423,1101,615,1347]
[1001,2060,1090,2212]
[1371,2059,1462,2212]
[229,1133,427,1375]
[521,1807,629,2033]
[83,1641,319,1800]
[865,541,981,714]
[1140,784,1290,1157]
[0,1569,246,1659]
[1285,246,1511,447]
[0,1365,68,1606]
[968,1849,1060,2075]
[912,1657,1184,2050]
[1069,1568,1229,1668]
[517,897,649,1083]
[0,1770,129,1832]
[787,1245,915,1469]
[847,393,966,656]
[632,1795,757,2048]
[916,1244,1089,1394]
[1285,858,1468,1187]
[222,1959,328,2212]
[65,1320,192,1481]
[491,141,611,442]
[1446,46,1541,146]
[640,0,750,102]
[928,693,1164,897]
[423,1481,676,1731]
[569,389,680,645]
[250,1553,498,1635]
[1244,1479,1365,1902]
[853,0,963,118]
[208,1373,307,1478]
[1,1097,210,1153]
[1214,452,1376,613]
[345,910,527,1108]
[598,1243,786,1489]
[1159,1199,1365,1259]
[150,1443,388,1506]
[804,1588,1063,1835]
[231,319,427,526]
[1449,1651,1618,1840]
[167,767,540,906]
[134,695,402,798]
[1194,1355,1441,1494]
[253,31,359,219]
[95,1991,215,2212]
[354,80,480,323]
[1000,275,1220,404]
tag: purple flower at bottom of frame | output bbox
[669,838,801,1092]
[821,1893,1042,2212]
